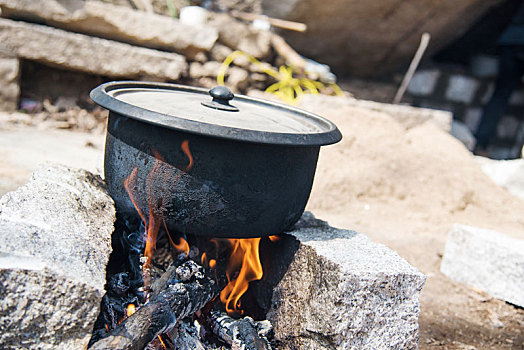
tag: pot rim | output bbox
[90,81,342,146]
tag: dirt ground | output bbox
[0,98,523,349]
[303,100,524,349]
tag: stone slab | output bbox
[0,0,218,60]
[266,212,426,350]
[298,94,452,132]
[0,48,19,111]
[440,224,524,308]
[476,157,524,202]
[0,165,115,349]
[0,17,187,80]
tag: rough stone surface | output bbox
[0,48,19,111]
[440,224,524,308]
[208,13,272,59]
[298,93,452,132]
[0,0,218,60]
[0,18,187,80]
[267,212,426,350]
[476,157,524,202]
[262,0,502,77]
[0,165,115,349]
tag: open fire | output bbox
[90,140,273,349]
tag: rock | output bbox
[0,165,115,349]
[266,212,426,349]
[262,0,503,77]
[476,157,524,202]
[440,224,524,308]
[225,67,250,92]
[450,120,476,151]
[298,94,452,132]
[0,18,187,80]
[189,61,223,79]
[0,48,20,111]
[0,0,218,60]
[208,13,272,59]
[210,43,234,63]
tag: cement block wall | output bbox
[406,55,524,159]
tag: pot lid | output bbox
[90,81,342,146]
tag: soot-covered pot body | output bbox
[105,112,320,238]
[92,81,341,238]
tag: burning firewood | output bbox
[90,260,218,350]
[211,311,272,350]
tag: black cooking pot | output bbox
[90,81,341,238]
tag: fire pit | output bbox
[87,82,342,349]
[90,81,342,238]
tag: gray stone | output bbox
[267,212,426,350]
[189,61,223,79]
[0,0,218,60]
[476,157,524,202]
[208,13,272,59]
[0,165,115,349]
[0,18,187,80]
[450,119,476,151]
[0,48,20,111]
[445,75,479,104]
[509,89,524,106]
[441,224,524,308]
[210,43,234,63]
[496,116,520,139]
[470,54,498,78]
[262,0,503,77]
[463,107,482,133]
[298,94,452,131]
[406,69,440,96]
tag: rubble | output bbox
[441,224,524,308]
[0,0,218,60]
[0,18,188,80]
[0,48,19,111]
[266,212,426,350]
[0,165,115,349]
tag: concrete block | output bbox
[509,89,524,106]
[450,120,476,151]
[0,0,218,60]
[441,224,524,308]
[267,213,426,350]
[496,116,520,139]
[0,165,115,349]
[463,107,482,133]
[0,18,187,80]
[445,75,479,104]
[470,54,498,78]
[0,48,20,111]
[407,69,440,96]
[476,157,524,201]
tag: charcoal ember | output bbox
[175,259,202,282]
[108,272,130,296]
[211,311,272,350]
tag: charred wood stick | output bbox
[211,311,272,350]
[90,260,218,350]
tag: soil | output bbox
[303,100,524,349]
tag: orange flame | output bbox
[219,238,263,316]
[158,335,167,349]
[124,141,193,288]
[268,235,280,242]
[126,304,136,317]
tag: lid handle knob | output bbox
[201,86,239,112]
